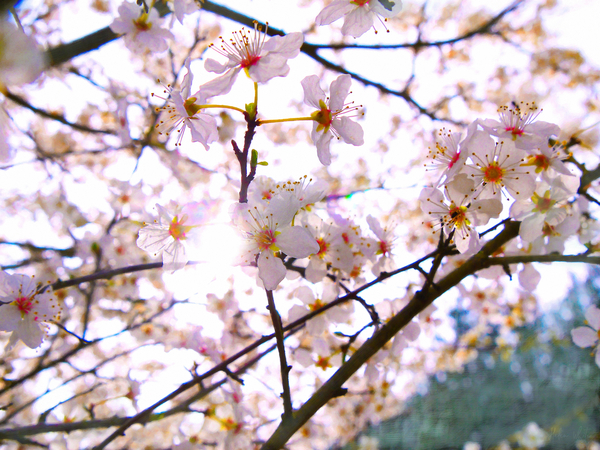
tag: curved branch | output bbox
[261,221,521,449]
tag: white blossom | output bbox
[316,0,403,38]
[478,102,560,151]
[154,58,218,149]
[110,2,174,54]
[571,304,600,368]
[0,273,62,350]
[137,202,205,271]
[302,74,364,165]
[202,22,303,96]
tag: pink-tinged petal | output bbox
[584,305,600,330]
[0,305,20,331]
[197,67,241,99]
[419,187,445,215]
[137,226,171,254]
[596,347,600,369]
[519,214,545,242]
[249,53,290,83]
[571,326,598,348]
[403,321,420,341]
[277,227,319,258]
[188,114,218,150]
[180,57,193,99]
[315,0,356,26]
[527,121,560,139]
[341,7,373,38]
[288,304,309,323]
[329,74,351,112]
[204,58,231,74]
[465,129,496,161]
[518,263,541,291]
[18,319,43,349]
[162,239,187,272]
[258,250,286,290]
[334,117,364,146]
[262,32,303,59]
[314,129,333,165]
[302,75,326,109]
[504,174,536,200]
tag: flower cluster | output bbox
[420,102,578,258]
[232,176,399,291]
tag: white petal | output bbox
[329,75,351,112]
[277,227,319,258]
[301,75,326,109]
[315,0,356,26]
[334,117,364,146]
[571,326,598,348]
[257,250,286,290]
[584,305,600,330]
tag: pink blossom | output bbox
[0,273,63,350]
[110,2,174,54]
[137,202,205,271]
[234,199,319,290]
[302,74,364,165]
[478,102,560,151]
[202,23,303,96]
[571,304,600,368]
[316,0,403,38]
[154,58,218,149]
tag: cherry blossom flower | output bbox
[288,282,350,335]
[515,422,549,449]
[0,20,46,91]
[463,131,535,200]
[202,22,303,96]
[169,0,198,24]
[571,304,600,367]
[478,102,560,151]
[315,0,403,38]
[522,144,573,181]
[510,177,576,242]
[302,217,354,282]
[302,74,364,165]
[366,214,396,275]
[110,2,174,54]
[427,122,476,187]
[234,200,319,290]
[154,58,218,149]
[420,176,502,253]
[137,202,205,271]
[0,273,62,350]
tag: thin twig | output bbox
[266,289,294,421]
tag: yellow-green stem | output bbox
[197,104,247,115]
[258,117,315,125]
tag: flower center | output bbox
[448,150,461,169]
[316,237,329,257]
[183,97,202,117]
[309,298,326,312]
[256,228,278,251]
[133,13,152,32]
[532,191,556,214]
[448,205,469,228]
[311,99,333,132]
[14,295,33,316]
[525,154,550,173]
[483,162,504,183]
[169,215,190,241]
[378,240,390,256]
[351,0,370,5]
